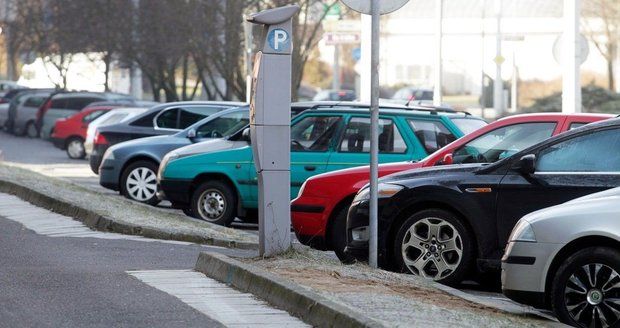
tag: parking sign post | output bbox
[341,0,409,268]
[246,5,300,257]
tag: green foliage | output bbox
[525,84,620,114]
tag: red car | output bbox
[291,113,614,261]
[51,106,115,159]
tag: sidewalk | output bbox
[0,163,258,248]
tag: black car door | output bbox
[495,127,620,247]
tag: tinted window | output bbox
[569,122,587,130]
[453,122,556,164]
[130,112,158,127]
[23,96,46,107]
[66,97,101,110]
[82,110,106,123]
[51,98,68,109]
[178,106,224,129]
[451,118,488,135]
[408,119,457,153]
[291,116,341,152]
[196,111,249,138]
[339,117,407,153]
[537,128,620,172]
[156,108,179,129]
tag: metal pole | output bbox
[369,0,380,269]
[433,0,443,107]
[130,0,143,100]
[493,0,503,117]
[333,45,341,90]
[511,51,517,113]
[562,0,581,113]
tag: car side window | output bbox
[408,119,457,154]
[51,98,68,109]
[156,108,179,129]
[291,115,341,152]
[66,97,100,110]
[196,111,249,138]
[339,117,407,153]
[24,96,46,107]
[82,110,105,123]
[130,112,157,127]
[179,106,225,129]
[537,128,620,172]
[453,122,556,164]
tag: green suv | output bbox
[158,105,486,225]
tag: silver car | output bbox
[502,187,620,328]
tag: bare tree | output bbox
[583,0,620,91]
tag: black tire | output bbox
[191,180,236,226]
[551,247,620,328]
[66,137,86,159]
[25,121,38,138]
[120,160,160,206]
[393,209,474,286]
[182,208,195,217]
[330,206,355,264]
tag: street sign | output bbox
[323,19,361,33]
[341,0,409,15]
[324,32,360,45]
[493,55,505,65]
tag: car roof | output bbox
[51,91,131,99]
[291,100,474,117]
[305,105,477,119]
[497,112,615,121]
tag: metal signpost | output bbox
[246,5,300,257]
[341,0,409,268]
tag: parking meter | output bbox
[246,5,300,256]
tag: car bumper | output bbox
[344,199,389,267]
[89,144,108,174]
[99,158,121,191]
[501,240,561,308]
[51,137,65,149]
[159,178,192,206]
[291,196,330,250]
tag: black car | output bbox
[346,117,620,286]
[89,101,246,174]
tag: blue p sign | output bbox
[268,29,290,52]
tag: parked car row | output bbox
[7,91,618,326]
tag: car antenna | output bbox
[405,95,415,107]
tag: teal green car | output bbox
[158,105,486,225]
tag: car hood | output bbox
[171,138,248,157]
[380,163,485,184]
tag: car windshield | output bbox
[451,118,487,135]
[452,122,557,164]
[195,111,249,138]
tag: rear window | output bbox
[82,110,106,123]
[451,118,487,135]
[408,119,457,153]
[130,112,158,127]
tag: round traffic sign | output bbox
[340,0,410,15]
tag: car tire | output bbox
[66,137,86,159]
[120,160,160,206]
[393,209,474,286]
[25,121,38,138]
[551,246,620,328]
[330,206,355,264]
[191,180,236,226]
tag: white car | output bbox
[85,107,148,157]
[502,186,620,328]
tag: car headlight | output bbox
[101,149,115,161]
[509,220,537,243]
[352,183,404,203]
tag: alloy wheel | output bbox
[197,189,226,222]
[564,263,620,328]
[401,217,463,280]
[67,140,84,159]
[125,167,157,202]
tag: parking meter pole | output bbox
[369,0,380,269]
[246,5,300,257]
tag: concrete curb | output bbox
[195,251,385,328]
[0,179,257,250]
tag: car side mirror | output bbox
[512,154,536,175]
[439,153,453,165]
[187,128,197,139]
[241,128,251,143]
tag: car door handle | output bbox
[304,165,316,171]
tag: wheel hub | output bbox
[587,289,603,305]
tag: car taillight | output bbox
[37,99,52,121]
[94,132,108,145]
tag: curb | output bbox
[195,251,385,328]
[0,179,257,250]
